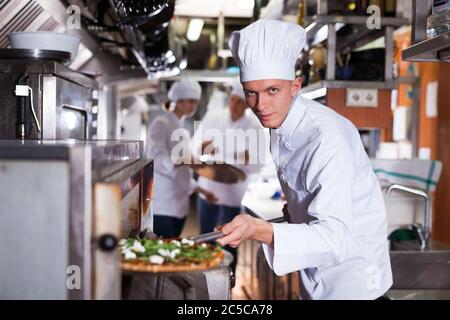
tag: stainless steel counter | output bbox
[386,290,450,300]
[0,139,142,181]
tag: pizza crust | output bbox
[121,249,224,273]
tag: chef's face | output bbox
[228,94,248,121]
[242,78,301,128]
[176,98,199,117]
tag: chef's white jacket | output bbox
[262,94,393,300]
[146,111,197,218]
[192,108,265,207]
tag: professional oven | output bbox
[0,53,97,140]
[0,139,153,299]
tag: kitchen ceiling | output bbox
[0,0,282,82]
[0,0,62,49]
[175,0,254,18]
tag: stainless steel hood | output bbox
[0,0,147,84]
[0,0,60,48]
[0,0,277,83]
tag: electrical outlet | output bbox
[346,88,378,107]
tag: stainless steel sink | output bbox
[389,240,450,290]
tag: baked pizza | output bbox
[120,237,224,273]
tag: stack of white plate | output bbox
[7,31,80,63]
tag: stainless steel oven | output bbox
[0,139,153,299]
[0,58,97,140]
[42,75,94,140]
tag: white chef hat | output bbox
[230,80,246,101]
[228,19,306,82]
[168,79,202,102]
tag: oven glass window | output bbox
[59,108,86,139]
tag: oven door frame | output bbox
[92,159,153,299]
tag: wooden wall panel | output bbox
[326,88,392,128]
[418,63,439,159]
[433,63,450,245]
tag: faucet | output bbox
[386,184,430,250]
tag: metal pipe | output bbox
[318,0,328,15]
[326,23,336,80]
[218,11,226,68]
[410,77,421,157]
[16,73,29,139]
[385,26,394,81]
[411,0,432,45]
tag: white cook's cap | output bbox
[228,19,306,82]
[168,79,201,102]
[230,80,245,101]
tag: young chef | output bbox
[217,19,393,300]
[146,79,217,238]
[192,81,264,274]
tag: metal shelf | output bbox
[402,31,450,62]
[303,14,408,83]
[161,69,238,82]
[305,15,409,42]
[300,0,410,97]
[312,15,409,27]
[300,80,397,99]
[300,78,414,100]
[402,0,450,63]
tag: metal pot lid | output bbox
[0,48,71,63]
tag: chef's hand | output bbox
[175,155,205,170]
[201,140,217,155]
[196,187,218,203]
[216,214,274,248]
[282,203,291,223]
[175,154,195,166]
